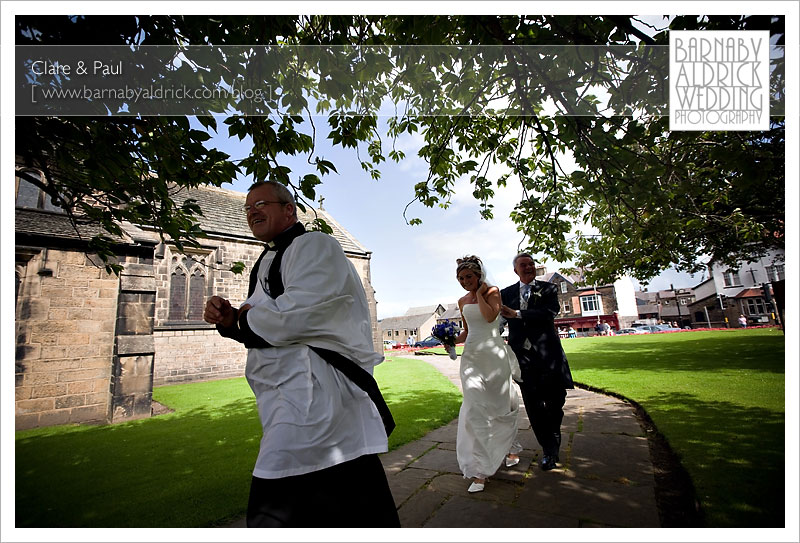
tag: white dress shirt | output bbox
[242,232,387,479]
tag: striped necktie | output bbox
[521,284,531,309]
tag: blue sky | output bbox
[204,117,703,320]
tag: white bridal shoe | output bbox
[467,481,485,493]
[505,455,520,467]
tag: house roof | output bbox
[15,208,129,244]
[379,313,434,331]
[543,271,585,286]
[638,304,659,314]
[636,291,658,305]
[733,287,771,298]
[659,306,684,318]
[538,272,556,283]
[439,306,462,320]
[15,184,369,257]
[405,304,443,316]
[541,268,626,289]
[171,185,369,256]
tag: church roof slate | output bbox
[379,313,434,331]
[15,184,370,258]
[172,185,369,256]
[15,208,128,244]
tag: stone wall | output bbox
[345,252,382,353]
[555,284,619,318]
[110,255,157,422]
[688,296,778,329]
[14,187,379,429]
[153,329,247,385]
[15,248,118,430]
[152,239,260,386]
[153,241,263,325]
[152,238,381,386]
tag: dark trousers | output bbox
[517,377,567,458]
[246,453,400,528]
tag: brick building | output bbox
[379,304,445,346]
[635,288,696,328]
[15,210,155,429]
[537,269,639,335]
[15,173,379,430]
[687,250,784,328]
[378,270,641,342]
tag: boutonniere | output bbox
[530,290,543,304]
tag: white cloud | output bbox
[372,186,529,319]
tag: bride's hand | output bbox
[477,282,489,298]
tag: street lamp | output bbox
[672,283,683,327]
[717,293,729,328]
[762,282,782,327]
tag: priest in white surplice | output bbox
[203,180,399,528]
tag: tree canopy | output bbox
[15,15,785,282]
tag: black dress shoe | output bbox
[540,455,558,471]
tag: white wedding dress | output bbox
[456,304,522,480]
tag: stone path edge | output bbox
[572,380,705,527]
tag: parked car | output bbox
[414,336,442,348]
[616,327,647,335]
[654,324,680,332]
[383,340,397,349]
[637,325,662,333]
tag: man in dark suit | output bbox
[500,253,574,471]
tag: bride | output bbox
[453,256,522,493]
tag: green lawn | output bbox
[14,358,461,528]
[563,328,785,527]
[15,329,785,527]
[378,355,463,450]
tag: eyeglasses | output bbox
[243,200,287,213]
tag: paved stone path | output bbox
[228,352,661,528]
[380,353,660,528]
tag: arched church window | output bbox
[187,269,206,321]
[167,253,209,323]
[15,169,63,212]
[168,267,187,320]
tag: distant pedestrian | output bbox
[738,314,747,328]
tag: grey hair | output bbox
[248,180,297,218]
[512,252,534,268]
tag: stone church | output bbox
[15,172,380,430]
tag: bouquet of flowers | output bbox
[432,321,459,360]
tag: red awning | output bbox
[733,287,773,298]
